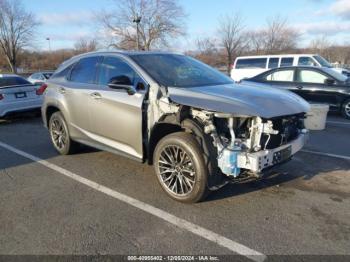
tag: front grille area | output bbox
[261,114,304,150]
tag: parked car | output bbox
[42,51,310,203]
[242,66,350,119]
[28,71,54,85]
[231,54,350,82]
[0,74,46,118]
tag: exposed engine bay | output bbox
[153,96,309,179]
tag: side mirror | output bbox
[324,78,335,85]
[108,75,136,95]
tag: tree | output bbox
[247,16,300,55]
[74,38,99,54]
[98,0,187,50]
[0,0,38,73]
[217,13,246,73]
[264,16,300,53]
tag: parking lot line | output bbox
[327,121,350,125]
[301,149,350,161]
[0,141,266,262]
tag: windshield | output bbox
[313,55,332,68]
[130,54,233,88]
[0,77,31,87]
[323,68,348,82]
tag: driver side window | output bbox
[98,56,137,86]
[298,70,328,84]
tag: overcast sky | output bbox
[23,0,350,51]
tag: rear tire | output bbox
[341,99,350,119]
[49,112,79,155]
[153,132,210,203]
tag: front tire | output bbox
[49,112,79,155]
[341,99,350,119]
[153,132,210,203]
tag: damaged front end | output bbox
[195,110,309,178]
[147,84,309,181]
[177,107,308,180]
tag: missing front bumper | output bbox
[236,130,309,173]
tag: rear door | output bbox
[89,55,147,159]
[259,68,297,92]
[63,56,102,134]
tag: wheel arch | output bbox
[147,121,183,165]
[45,105,60,128]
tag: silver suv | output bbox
[42,51,310,203]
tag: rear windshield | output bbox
[0,77,31,87]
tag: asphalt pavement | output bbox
[0,112,349,261]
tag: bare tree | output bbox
[0,0,38,73]
[74,38,99,54]
[246,30,266,55]
[193,37,221,66]
[263,16,300,53]
[246,16,300,55]
[217,13,246,73]
[309,35,332,59]
[98,0,186,50]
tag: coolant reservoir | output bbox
[218,146,241,178]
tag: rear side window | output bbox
[298,57,317,66]
[235,58,267,69]
[98,56,137,85]
[43,73,53,79]
[265,70,294,82]
[70,56,101,84]
[280,57,294,67]
[268,58,279,69]
[51,63,76,81]
[0,77,31,87]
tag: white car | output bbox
[0,74,45,118]
[27,71,54,85]
[231,54,350,82]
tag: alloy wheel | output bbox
[345,102,350,118]
[50,118,67,150]
[158,145,196,196]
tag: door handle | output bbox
[90,92,102,99]
[59,87,66,94]
[296,85,303,90]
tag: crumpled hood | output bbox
[167,82,310,118]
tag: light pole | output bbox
[133,15,142,50]
[46,37,51,52]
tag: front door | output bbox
[295,68,338,107]
[88,55,147,159]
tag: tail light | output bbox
[0,94,3,100]
[36,83,48,95]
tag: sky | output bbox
[22,0,350,51]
